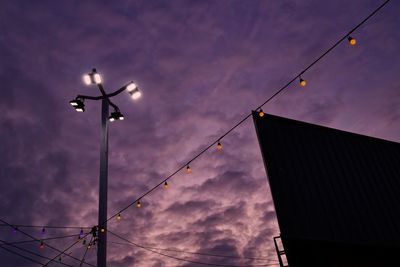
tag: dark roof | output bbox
[253,112,400,244]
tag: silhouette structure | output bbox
[253,112,400,267]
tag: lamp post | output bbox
[70,68,142,267]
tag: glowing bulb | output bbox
[348,36,356,46]
[131,90,141,100]
[186,165,192,173]
[136,200,142,208]
[88,244,91,249]
[259,109,265,117]
[117,214,122,220]
[299,78,306,87]
[76,107,84,112]
[93,73,102,84]
[163,181,169,189]
[100,228,105,233]
[126,83,137,92]
[109,117,115,122]
[217,142,222,150]
[83,74,91,85]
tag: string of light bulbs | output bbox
[108,230,279,267]
[5,233,85,246]
[0,223,91,230]
[102,0,391,225]
[0,218,95,267]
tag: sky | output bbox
[0,0,399,266]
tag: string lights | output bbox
[98,0,390,227]
[136,200,142,208]
[117,214,122,220]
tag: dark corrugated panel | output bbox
[253,112,400,266]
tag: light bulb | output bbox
[217,142,222,150]
[348,36,356,46]
[186,165,192,173]
[299,78,306,87]
[136,200,142,208]
[117,214,122,220]
[163,181,169,189]
[83,74,91,85]
[259,109,265,117]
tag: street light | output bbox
[69,68,142,267]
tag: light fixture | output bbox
[40,241,45,249]
[186,165,192,173]
[117,214,122,220]
[259,109,265,117]
[299,77,307,87]
[126,82,141,100]
[163,181,169,189]
[136,200,142,208]
[70,99,85,112]
[82,68,102,85]
[109,111,124,122]
[348,36,357,46]
[217,141,222,150]
[100,228,105,233]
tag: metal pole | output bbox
[97,98,109,267]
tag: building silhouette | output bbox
[253,112,400,267]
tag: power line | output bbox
[0,218,95,267]
[109,241,277,262]
[0,239,75,267]
[103,0,391,224]
[108,230,278,267]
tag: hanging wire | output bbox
[103,0,391,224]
[0,239,75,267]
[0,224,91,230]
[0,218,94,267]
[6,233,87,246]
[108,230,279,267]
[109,241,277,262]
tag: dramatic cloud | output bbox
[0,0,399,266]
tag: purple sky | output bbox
[0,1,399,266]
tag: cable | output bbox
[0,218,95,267]
[0,244,45,266]
[108,230,278,267]
[0,239,74,267]
[6,233,85,246]
[104,0,391,224]
[42,231,94,267]
[79,236,93,267]
[109,241,276,262]
[0,224,91,230]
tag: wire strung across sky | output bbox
[109,240,276,262]
[0,224,92,230]
[0,239,75,267]
[108,230,279,267]
[102,0,391,225]
[0,218,94,267]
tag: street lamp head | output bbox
[126,82,141,100]
[109,111,124,122]
[70,99,85,112]
[82,68,102,85]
